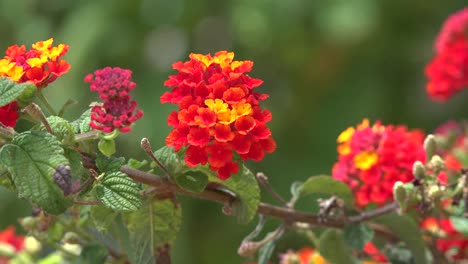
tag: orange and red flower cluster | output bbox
[0,226,24,264]
[332,119,426,207]
[425,8,468,101]
[85,67,143,133]
[0,38,70,128]
[421,217,468,261]
[161,51,276,180]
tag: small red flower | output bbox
[421,217,468,261]
[425,8,468,101]
[0,101,19,127]
[332,119,425,207]
[85,67,143,133]
[0,226,24,264]
[161,51,276,180]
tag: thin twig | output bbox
[75,131,99,142]
[23,103,53,134]
[256,172,288,206]
[348,202,400,223]
[140,138,173,177]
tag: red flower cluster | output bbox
[0,226,24,264]
[85,67,143,133]
[332,119,426,207]
[0,38,70,127]
[425,8,468,101]
[0,101,19,127]
[161,51,276,180]
[421,217,468,261]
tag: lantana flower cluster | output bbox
[332,119,426,207]
[161,51,276,180]
[85,67,143,133]
[0,226,24,264]
[425,7,468,101]
[0,38,70,128]
[421,217,468,261]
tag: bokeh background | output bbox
[1,0,468,263]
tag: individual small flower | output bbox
[0,38,70,88]
[421,217,468,261]
[425,8,468,101]
[0,101,19,127]
[332,119,426,207]
[279,247,326,264]
[85,67,143,133]
[362,242,388,263]
[0,226,24,264]
[161,51,276,180]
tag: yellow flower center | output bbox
[337,127,355,155]
[354,151,378,170]
[204,99,252,125]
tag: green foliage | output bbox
[0,131,72,214]
[89,205,117,234]
[75,244,108,264]
[318,229,357,264]
[175,170,208,193]
[98,138,116,156]
[125,199,182,264]
[296,175,354,207]
[96,154,125,173]
[376,214,428,264]
[450,216,468,236]
[95,171,142,211]
[127,158,148,169]
[39,116,75,144]
[64,148,85,179]
[0,77,36,107]
[153,146,185,174]
[343,223,374,251]
[71,109,92,134]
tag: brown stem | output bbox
[140,138,173,177]
[256,172,288,207]
[23,103,53,134]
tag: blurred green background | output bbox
[1,0,468,263]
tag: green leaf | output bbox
[125,199,182,264]
[64,148,85,179]
[0,131,72,214]
[39,116,75,144]
[297,175,354,207]
[127,158,148,169]
[75,244,107,264]
[376,214,428,264]
[96,154,125,173]
[343,223,374,251]
[0,166,14,191]
[95,171,141,211]
[71,109,92,134]
[450,216,468,236]
[0,77,36,107]
[318,229,357,264]
[153,146,185,174]
[98,139,116,156]
[90,205,117,234]
[175,170,208,193]
[207,165,260,224]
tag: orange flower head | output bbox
[0,38,70,89]
[161,51,275,180]
[332,119,425,207]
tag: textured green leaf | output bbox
[71,109,92,134]
[125,199,182,264]
[343,223,374,251]
[175,170,208,193]
[450,216,468,236]
[127,158,148,169]
[98,139,116,156]
[64,148,85,179]
[38,116,75,144]
[0,165,14,191]
[75,243,107,264]
[95,171,141,211]
[0,77,36,107]
[0,131,72,214]
[318,229,357,264]
[298,175,354,207]
[96,154,125,173]
[376,214,428,264]
[153,146,185,174]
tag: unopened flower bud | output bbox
[412,161,426,179]
[428,185,443,199]
[430,155,445,172]
[61,243,81,259]
[424,134,437,158]
[237,241,262,257]
[393,181,407,209]
[62,232,81,245]
[24,236,41,254]
[20,216,37,231]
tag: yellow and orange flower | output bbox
[161,51,276,180]
[332,119,425,207]
[0,38,70,88]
